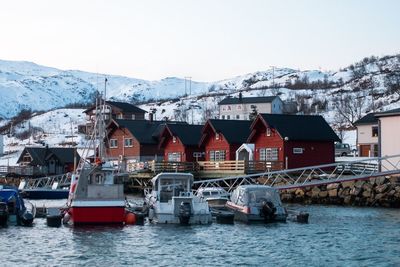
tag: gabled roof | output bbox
[354,113,379,125]
[375,107,400,118]
[202,119,252,144]
[218,96,278,105]
[113,119,188,145]
[164,124,204,146]
[17,147,79,165]
[254,114,340,142]
[84,101,147,114]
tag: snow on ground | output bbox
[0,108,88,166]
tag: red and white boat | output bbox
[64,80,127,225]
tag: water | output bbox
[1,203,400,266]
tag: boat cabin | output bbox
[150,173,194,202]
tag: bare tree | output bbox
[333,92,365,128]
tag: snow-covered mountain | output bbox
[0,54,399,123]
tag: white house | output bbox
[376,108,400,171]
[218,94,283,120]
[354,113,379,157]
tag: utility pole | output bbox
[184,76,192,96]
[270,66,276,91]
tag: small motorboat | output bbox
[196,187,230,208]
[145,173,212,225]
[0,185,35,226]
[19,180,69,200]
[226,185,287,223]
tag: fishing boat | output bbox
[0,185,35,226]
[63,80,127,225]
[226,185,287,223]
[145,173,212,224]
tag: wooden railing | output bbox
[245,161,284,173]
[0,166,43,176]
[151,161,197,173]
[197,160,245,173]
[146,160,284,174]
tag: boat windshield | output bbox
[246,189,281,205]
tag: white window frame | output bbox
[172,136,177,143]
[266,127,271,136]
[260,148,278,161]
[117,114,123,119]
[215,133,220,140]
[124,138,133,147]
[131,114,136,120]
[110,139,118,148]
[210,150,225,161]
[236,115,240,120]
[293,148,304,154]
[168,152,181,162]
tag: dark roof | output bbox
[84,101,147,114]
[166,124,204,146]
[354,113,378,125]
[17,147,79,165]
[218,96,278,105]
[106,101,147,113]
[258,114,340,142]
[114,119,187,144]
[375,107,400,117]
[207,119,252,144]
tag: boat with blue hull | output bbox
[20,188,69,199]
[0,185,35,226]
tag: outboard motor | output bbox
[0,202,8,226]
[178,202,192,225]
[261,200,276,223]
[20,210,34,226]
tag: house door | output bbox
[360,145,371,157]
[237,149,250,161]
[49,160,56,174]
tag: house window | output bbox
[293,148,304,154]
[221,115,225,120]
[117,114,123,119]
[372,126,378,137]
[260,148,278,161]
[124,138,133,147]
[168,152,181,162]
[131,114,136,120]
[110,139,118,148]
[227,115,230,120]
[236,115,240,119]
[215,133,220,140]
[210,150,225,161]
[266,128,271,136]
[172,136,177,143]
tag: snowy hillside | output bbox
[0,54,399,143]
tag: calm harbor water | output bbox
[1,202,400,266]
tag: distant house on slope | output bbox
[80,101,147,134]
[218,94,283,120]
[375,108,400,171]
[248,114,340,169]
[158,124,205,162]
[17,146,79,175]
[354,113,379,157]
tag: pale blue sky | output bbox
[0,0,399,81]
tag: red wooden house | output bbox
[159,124,205,162]
[106,119,188,164]
[199,119,252,161]
[248,114,340,169]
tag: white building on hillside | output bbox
[218,94,283,120]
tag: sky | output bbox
[0,0,399,81]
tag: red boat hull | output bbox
[70,206,125,225]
